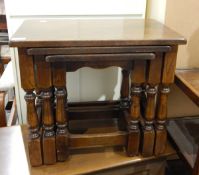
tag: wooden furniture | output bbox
[10,19,186,166]
[167,69,199,175]
[0,125,176,175]
[0,14,17,127]
[0,14,9,75]
[0,61,17,127]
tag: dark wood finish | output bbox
[53,63,69,162]
[27,46,172,55]
[68,105,120,120]
[0,15,7,32]
[9,19,186,47]
[18,48,42,166]
[41,91,56,164]
[120,69,130,109]
[34,56,52,90]
[127,60,146,156]
[70,131,127,149]
[46,53,155,62]
[142,54,163,156]
[155,46,178,156]
[34,57,56,164]
[0,92,6,127]
[24,93,42,166]
[10,19,186,166]
[162,46,178,84]
[18,48,35,91]
[65,61,132,72]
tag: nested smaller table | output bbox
[10,19,186,166]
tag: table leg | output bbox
[142,54,162,156]
[25,92,43,166]
[127,60,146,156]
[142,86,156,156]
[18,48,42,166]
[120,69,130,109]
[155,86,169,155]
[154,46,178,155]
[34,56,56,164]
[53,63,69,161]
[41,90,56,164]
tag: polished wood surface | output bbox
[30,145,174,175]
[175,69,199,106]
[10,19,186,47]
[127,60,146,156]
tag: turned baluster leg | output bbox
[120,69,130,109]
[127,60,146,156]
[142,54,162,156]
[25,92,42,166]
[155,86,169,155]
[142,86,156,156]
[41,91,56,164]
[53,63,69,161]
[34,56,56,164]
[155,46,178,155]
[18,48,42,166]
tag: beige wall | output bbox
[165,0,199,117]
[165,0,199,68]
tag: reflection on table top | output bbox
[10,19,186,47]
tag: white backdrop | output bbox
[4,0,147,123]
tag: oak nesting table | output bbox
[9,19,186,166]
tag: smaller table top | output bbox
[175,69,199,106]
[10,19,186,47]
[0,125,176,175]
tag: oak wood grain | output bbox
[127,60,146,156]
[162,46,178,84]
[53,65,69,161]
[18,48,35,90]
[142,54,163,156]
[10,19,186,47]
[175,69,199,106]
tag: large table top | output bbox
[10,19,186,47]
[0,125,176,175]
